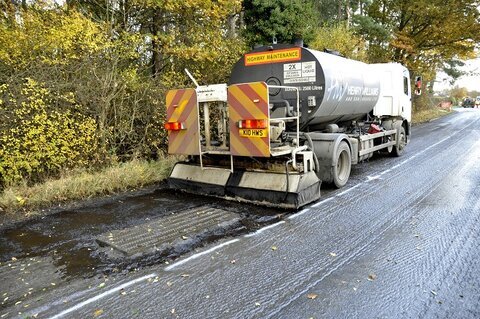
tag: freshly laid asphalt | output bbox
[2,108,480,319]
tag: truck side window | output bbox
[403,76,409,95]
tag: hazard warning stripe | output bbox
[228,82,270,157]
[168,102,197,154]
[167,89,195,123]
[166,88,200,155]
[228,85,267,120]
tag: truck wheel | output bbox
[392,125,406,157]
[333,141,351,188]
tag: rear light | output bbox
[238,119,268,129]
[164,122,186,131]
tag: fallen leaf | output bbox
[15,196,25,205]
[271,246,278,251]
[367,273,377,281]
[166,281,173,287]
[94,309,103,317]
[98,283,105,288]
[307,293,318,300]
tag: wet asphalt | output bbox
[2,108,480,318]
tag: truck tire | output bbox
[333,141,351,188]
[392,125,406,157]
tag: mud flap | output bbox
[167,163,321,209]
[168,163,231,196]
[226,170,321,209]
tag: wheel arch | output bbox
[304,132,352,184]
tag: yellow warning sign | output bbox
[245,48,301,66]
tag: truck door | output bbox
[401,70,412,122]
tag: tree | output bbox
[354,0,480,109]
[356,0,480,70]
[242,0,319,47]
[449,86,468,101]
[310,23,368,61]
[442,59,467,85]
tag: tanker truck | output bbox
[164,44,412,209]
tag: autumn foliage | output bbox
[0,0,479,188]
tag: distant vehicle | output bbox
[475,96,480,108]
[462,97,475,108]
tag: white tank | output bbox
[229,45,381,129]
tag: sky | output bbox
[434,58,480,93]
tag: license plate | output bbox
[239,129,267,138]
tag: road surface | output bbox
[2,108,480,318]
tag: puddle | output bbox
[0,188,285,281]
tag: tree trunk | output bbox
[227,14,238,38]
[151,9,164,78]
[346,0,351,27]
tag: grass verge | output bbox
[412,107,452,124]
[0,157,177,215]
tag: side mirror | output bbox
[414,76,422,95]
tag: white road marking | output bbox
[288,208,310,220]
[48,273,157,319]
[244,221,286,238]
[311,197,334,208]
[336,183,362,196]
[164,239,240,271]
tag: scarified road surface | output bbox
[2,109,480,318]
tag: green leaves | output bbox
[243,0,319,47]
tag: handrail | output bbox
[267,85,300,147]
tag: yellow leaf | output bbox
[307,293,318,300]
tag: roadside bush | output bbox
[0,79,98,186]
